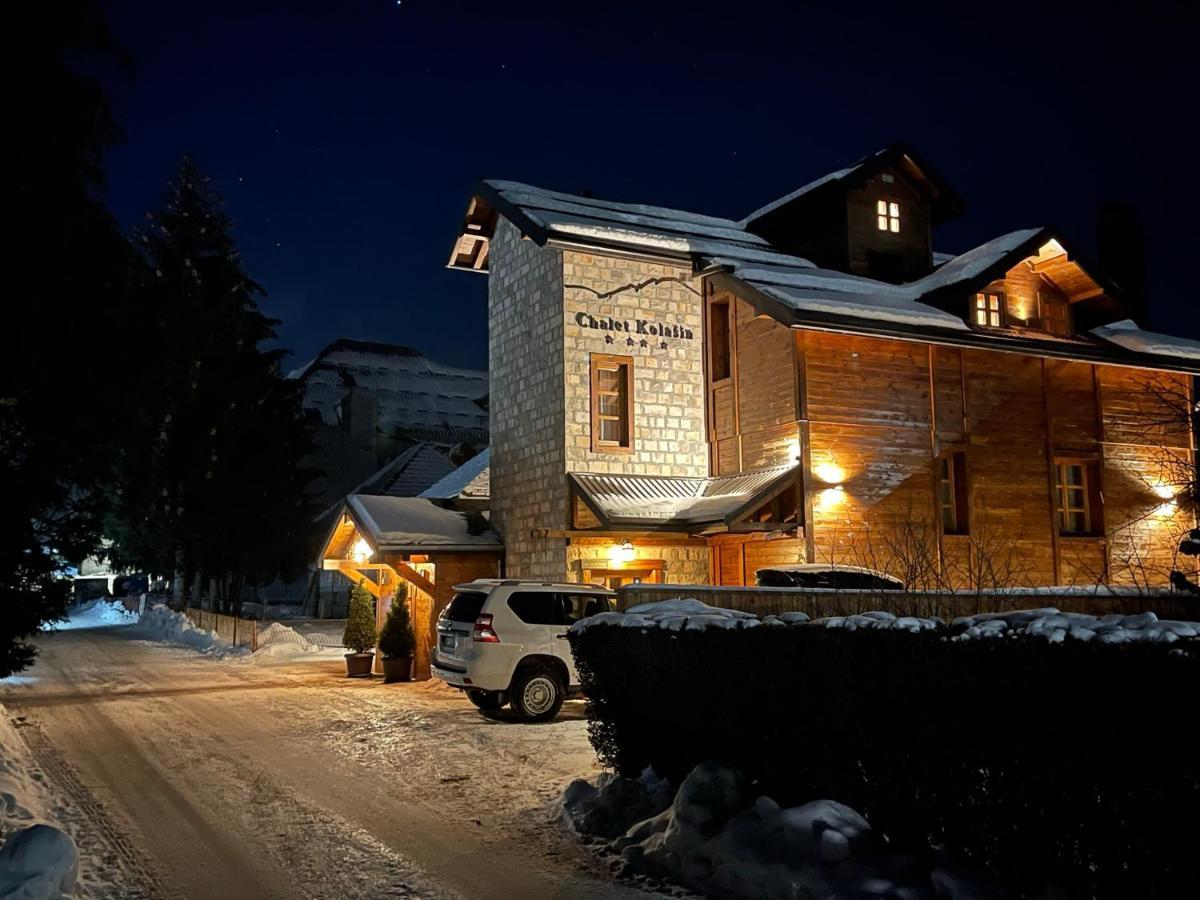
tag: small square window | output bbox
[973,292,1003,328]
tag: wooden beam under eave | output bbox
[472,237,490,270]
[1069,287,1105,302]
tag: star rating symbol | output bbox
[626,337,635,347]
[659,340,668,350]
[639,339,648,348]
[604,334,614,344]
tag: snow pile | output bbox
[1091,318,1200,362]
[1,707,78,900]
[46,599,138,632]
[129,604,244,657]
[952,608,1200,645]
[570,598,759,634]
[561,768,673,840]
[565,761,999,899]
[812,610,942,632]
[251,623,345,661]
[761,611,811,625]
[0,825,78,900]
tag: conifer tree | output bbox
[343,583,378,654]
[378,584,415,659]
[107,158,318,611]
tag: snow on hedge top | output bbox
[569,598,760,634]
[1091,319,1200,362]
[952,608,1199,645]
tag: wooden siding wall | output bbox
[791,327,1195,588]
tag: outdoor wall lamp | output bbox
[813,461,846,485]
[609,540,636,566]
[351,536,374,563]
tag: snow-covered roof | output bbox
[479,179,816,269]
[571,465,797,530]
[346,494,501,552]
[418,448,490,503]
[1091,319,1200,362]
[354,442,456,498]
[290,338,488,445]
[705,228,1051,333]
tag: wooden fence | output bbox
[184,607,260,650]
[615,583,1198,621]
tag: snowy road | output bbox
[2,623,648,899]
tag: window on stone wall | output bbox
[709,299,731,382]
[1055,459,1101,535]
[938,451,970,535]
[590,354,633,452]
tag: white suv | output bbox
[431,580,616,721]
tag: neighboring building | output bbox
[446,144,1199,589]
[289,338,489,509]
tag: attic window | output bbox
[973,292,1003,327]
[876,199,900,233]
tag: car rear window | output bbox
[443,591,487,623]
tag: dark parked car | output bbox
[755,564,904,591]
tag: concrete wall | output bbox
[487,220,569,579]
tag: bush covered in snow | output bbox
[568,599,1200,898]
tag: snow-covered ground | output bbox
[1,608,644,898]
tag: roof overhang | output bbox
[570,465,799,533]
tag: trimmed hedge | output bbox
[569,620,1200,898]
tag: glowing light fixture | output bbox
[815,486,846,513]
[1153,483,1176,501]
[351,537,374,564]
[609,540,636,566]
[813,461,846,485]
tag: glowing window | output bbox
[1055,460,1096,535]
[876,199,900,233]
[973,292,1003,327]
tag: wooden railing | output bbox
[184,607,260,650]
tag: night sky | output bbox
[100,0,1198,372]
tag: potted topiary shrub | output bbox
[378,584,415,683]
[342,582,377,677]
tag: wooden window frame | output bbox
[590,353,634,453]
[1054,457,1101,536]
[972,291,1004,328]
[938,451,970,536]
[708,298,732,384]
[876,197,901,233]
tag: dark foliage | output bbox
[2,2,141,675]
[569,622,1200,898]
[378,585,415,659]
[105,158,319,610]
[343,583,377,654]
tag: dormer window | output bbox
[973,292,1003,327]
[876,199,900,233]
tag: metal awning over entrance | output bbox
[569,464,798,532]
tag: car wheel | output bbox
[466,689,504,711]
[510,664,564,722]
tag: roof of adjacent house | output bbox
[288,338,489,445]
[570,465,798,531]
[352,442,457,498]
[419,448,490,503]
[345,494,502,553]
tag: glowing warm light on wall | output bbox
[816,486,846,513]
[1153,483,1177,500]
[813,461,846,485]
[786,439,801,462]
[351,537,374,563]
[1006,294,1034,323]
[609,540,636,566]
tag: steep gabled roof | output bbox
[740,143,967,229]
[345,494,501,553]
[354,442,456,498]
[419,448,490,505]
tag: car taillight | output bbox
[473,614,500,643]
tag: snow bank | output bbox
[45,599,138,632]
[1,706,78,900]
[569,599,759,634]
[952,607,1200,645]
[250,623,345,662]
[811,610,942,632]
[128,605,245,657]
[566,761,1001,899]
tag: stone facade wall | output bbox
[566,539,710,586]
[562,251,707,477]
[487,220,569,579]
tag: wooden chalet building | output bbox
[442,144,1198,591]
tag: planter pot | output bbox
[382,655,413,683]
[344,652,375,678]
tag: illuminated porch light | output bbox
[1153,483,1177,501]
[813,461,845,485]
[609,540,636,566]
[816,486,846,513]
[351,537,374,563]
